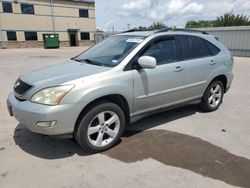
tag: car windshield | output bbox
[72,35,145,67]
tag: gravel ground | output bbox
[0,47,250,188]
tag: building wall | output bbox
[0,0,95,48]
[200,26,250,57]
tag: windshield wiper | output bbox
[72,58,104,66]
[70,57,82,62]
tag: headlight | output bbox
[31,85,74,105]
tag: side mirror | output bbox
[138,56,157,69]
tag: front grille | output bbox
[14,79,32,95]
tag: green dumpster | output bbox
[43,33,60,49]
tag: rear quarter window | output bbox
[203,39,221,56]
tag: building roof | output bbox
[197,26,250,31]
[72,0,95,4]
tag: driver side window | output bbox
[143,37,178,65]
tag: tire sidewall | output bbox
[76,102,125,153]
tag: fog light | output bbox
[36,121,57,128]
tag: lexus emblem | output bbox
[14,81,20,88]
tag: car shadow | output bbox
[103,129,250,188]
[13,125,89,159]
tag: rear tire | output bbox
[75,101,125,153]
[200,80,224,112]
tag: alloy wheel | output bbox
[208,84,222,108]
[87,111,120,147]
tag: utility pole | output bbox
[50,0,56,33]
[127,24,131,30]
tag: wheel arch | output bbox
[209,75,227,93]
[73,94,130,135]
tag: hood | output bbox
[20,60,111,86]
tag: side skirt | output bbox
[130,98,201,124]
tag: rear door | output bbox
[177,35,216,100]
[132,36,185,115]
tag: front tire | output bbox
[75,101,125,153]
[200,80,224,112]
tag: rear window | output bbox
[179,35,211,60]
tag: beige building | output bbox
[0,0,96,48]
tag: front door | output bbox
[133,36,185,116]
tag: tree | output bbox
[148,22,166,30]
[133,22,166,31]
[185,12,250,28]
[136,26,148,31]
[186,20,214,28]
[214,12,250,27]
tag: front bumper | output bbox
[7,91,81,136]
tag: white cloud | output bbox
[232,0,250,14]
[121,0,151,11]
[167,0,186,14]
[149,10,166,20]
[181,2,204,14]
[206,2,234,15]
[119,0,204,23]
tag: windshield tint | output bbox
[73,35,145,67]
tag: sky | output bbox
[94,0,250,31]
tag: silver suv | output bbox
[7,28,233,153]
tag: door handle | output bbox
[209,60,216,65]
[174,66,184,72]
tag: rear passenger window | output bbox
[203,40,220,56]
[179,35,211,60]
[143,37,178,65]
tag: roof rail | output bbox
[155,27,209,34]
[121,29,139,33]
